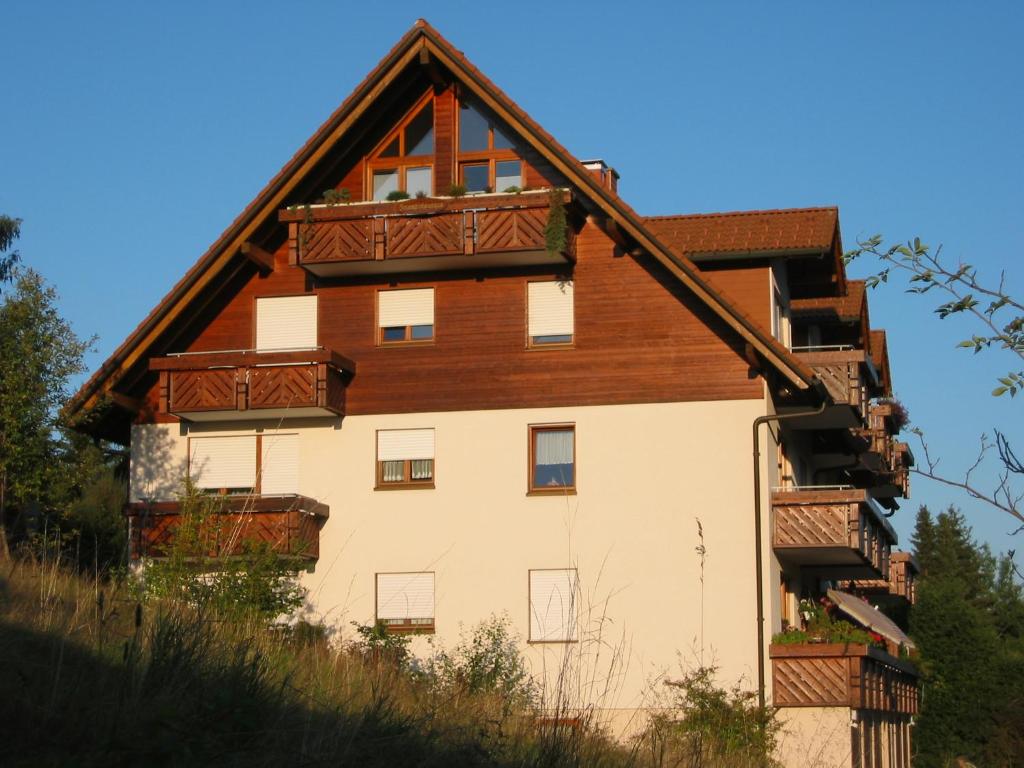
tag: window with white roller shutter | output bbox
[255,295,318,352]
[260,432,299,495]
[376,428,435,488]
[378,288,434,344]
[376,572,435,633]
[189,436,257,492]
[529,568,578,642]
[527,280,574,346]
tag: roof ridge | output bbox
[645,206,838,221]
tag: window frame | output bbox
[375,571,436,635]
[525,278,575,350]
[456,99,522,193]
[376,287,436,347]
[374,429,436,491]
[365,93,436,200]
[527,423,577,495]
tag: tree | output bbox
[0,215,21,289]
[846,237,1024,530]
[910,506,1024,766]
[0,268,94,558]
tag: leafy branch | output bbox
[846,235,1024,396]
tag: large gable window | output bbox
[368,97,434,200]
[457,101,521,194]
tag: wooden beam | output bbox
[108,391,144,414]
[240,242,275,272]
[418,48,446,88]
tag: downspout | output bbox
[752,391,828,710]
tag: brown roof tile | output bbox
[791,280,866,321]
[645,207,837,258]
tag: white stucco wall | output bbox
[776,707,854,768]
[131,398,776,725]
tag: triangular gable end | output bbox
[67,20,823,438]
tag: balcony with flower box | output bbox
[277,189,575,277]
[150,348,354,422]
[772,487,897,579]
[125,494,329,562]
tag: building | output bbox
[67,20,919,768]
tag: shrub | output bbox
[446,183,467,198]
[321,187,351,205]
[386,189,411,201]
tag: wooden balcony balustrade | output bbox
[772,488,897,579]
[793,347,881,424]
[151,349,353,421]
[846,552,919,605]
[125,494,329,562]
[278,190,575,277]
[856,403,913,500]
[770,643,918,715]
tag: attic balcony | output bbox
[845,552,919,605]
[125,494,329,562]
[792,345,881,426]
[772,487,897,579]
[278,189,575,277]
[770,643,918,715]
[151,348,353,422]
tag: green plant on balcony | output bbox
[544,187,567,256]
[385,190,411,202]
[877,397,911,431]
[446,183,467,198]
[320,187,351,205]
[772,599,882,647]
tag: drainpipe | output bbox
[752,395,827,710]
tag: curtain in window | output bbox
[382,460,404,483]
[535,430,573,466]
[411,459,433,480]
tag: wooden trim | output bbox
[528,423,577,495]
[149,348,355,374]
[239,242,275,272]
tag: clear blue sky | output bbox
[3,2,1021,555]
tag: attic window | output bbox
[457,101,520,193]
[368,97,435,200]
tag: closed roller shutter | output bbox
[256,295,318,351]
[190,436,256,490]
[529,569,578,642]
[527,281,574,337]
[376,572,435,621]
[261,432,299,495]
[378,288,434,327]
[377,429,435,461]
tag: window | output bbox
[527,280,574,346]
[529,569,578,642]
[368,98,434,200]
[255,295,318,352]
[457,101,521,193]
[376,572,435,633]
[376,428,435,489]
[529,425,575,493]
[189,435,256,494]
[378,288,434,344]
[189,433,300,495]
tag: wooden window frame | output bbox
[374,429,436,491]
[456,99,521,193]
[527,568,579,644]
[375,287,436,348]
[375,571,436,635]
[527,423,577,496]
[365,92,436,200]
[525,278,575,350]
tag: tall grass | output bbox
[0,556,780,767]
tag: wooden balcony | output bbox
[772,488,897,579]
[278,190,575,277]
[845,552,919,605]
[151,349,353,421]
[793,347,881,424]
[771,643,918,715]
[125,494,329,562]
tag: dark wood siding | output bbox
[699,262,772,332]
[138,222,762,419]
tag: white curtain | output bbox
[535,429,573,466]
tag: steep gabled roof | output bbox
[645,207,838,258]
[68,20,824,427]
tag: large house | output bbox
[68,20,919,768]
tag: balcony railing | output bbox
[151,348,353,421]
[856,404,913,499]
[772,487,897,579]
[278,190,574,277]
[845,551,919,605]
[792,346,881,424]
[125,494,329,562]
[770,643,918,714]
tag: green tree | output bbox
[0,268,94,558]
[0,215,21,289]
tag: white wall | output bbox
[131,398,772,720]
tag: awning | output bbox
[827,588,916,650]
